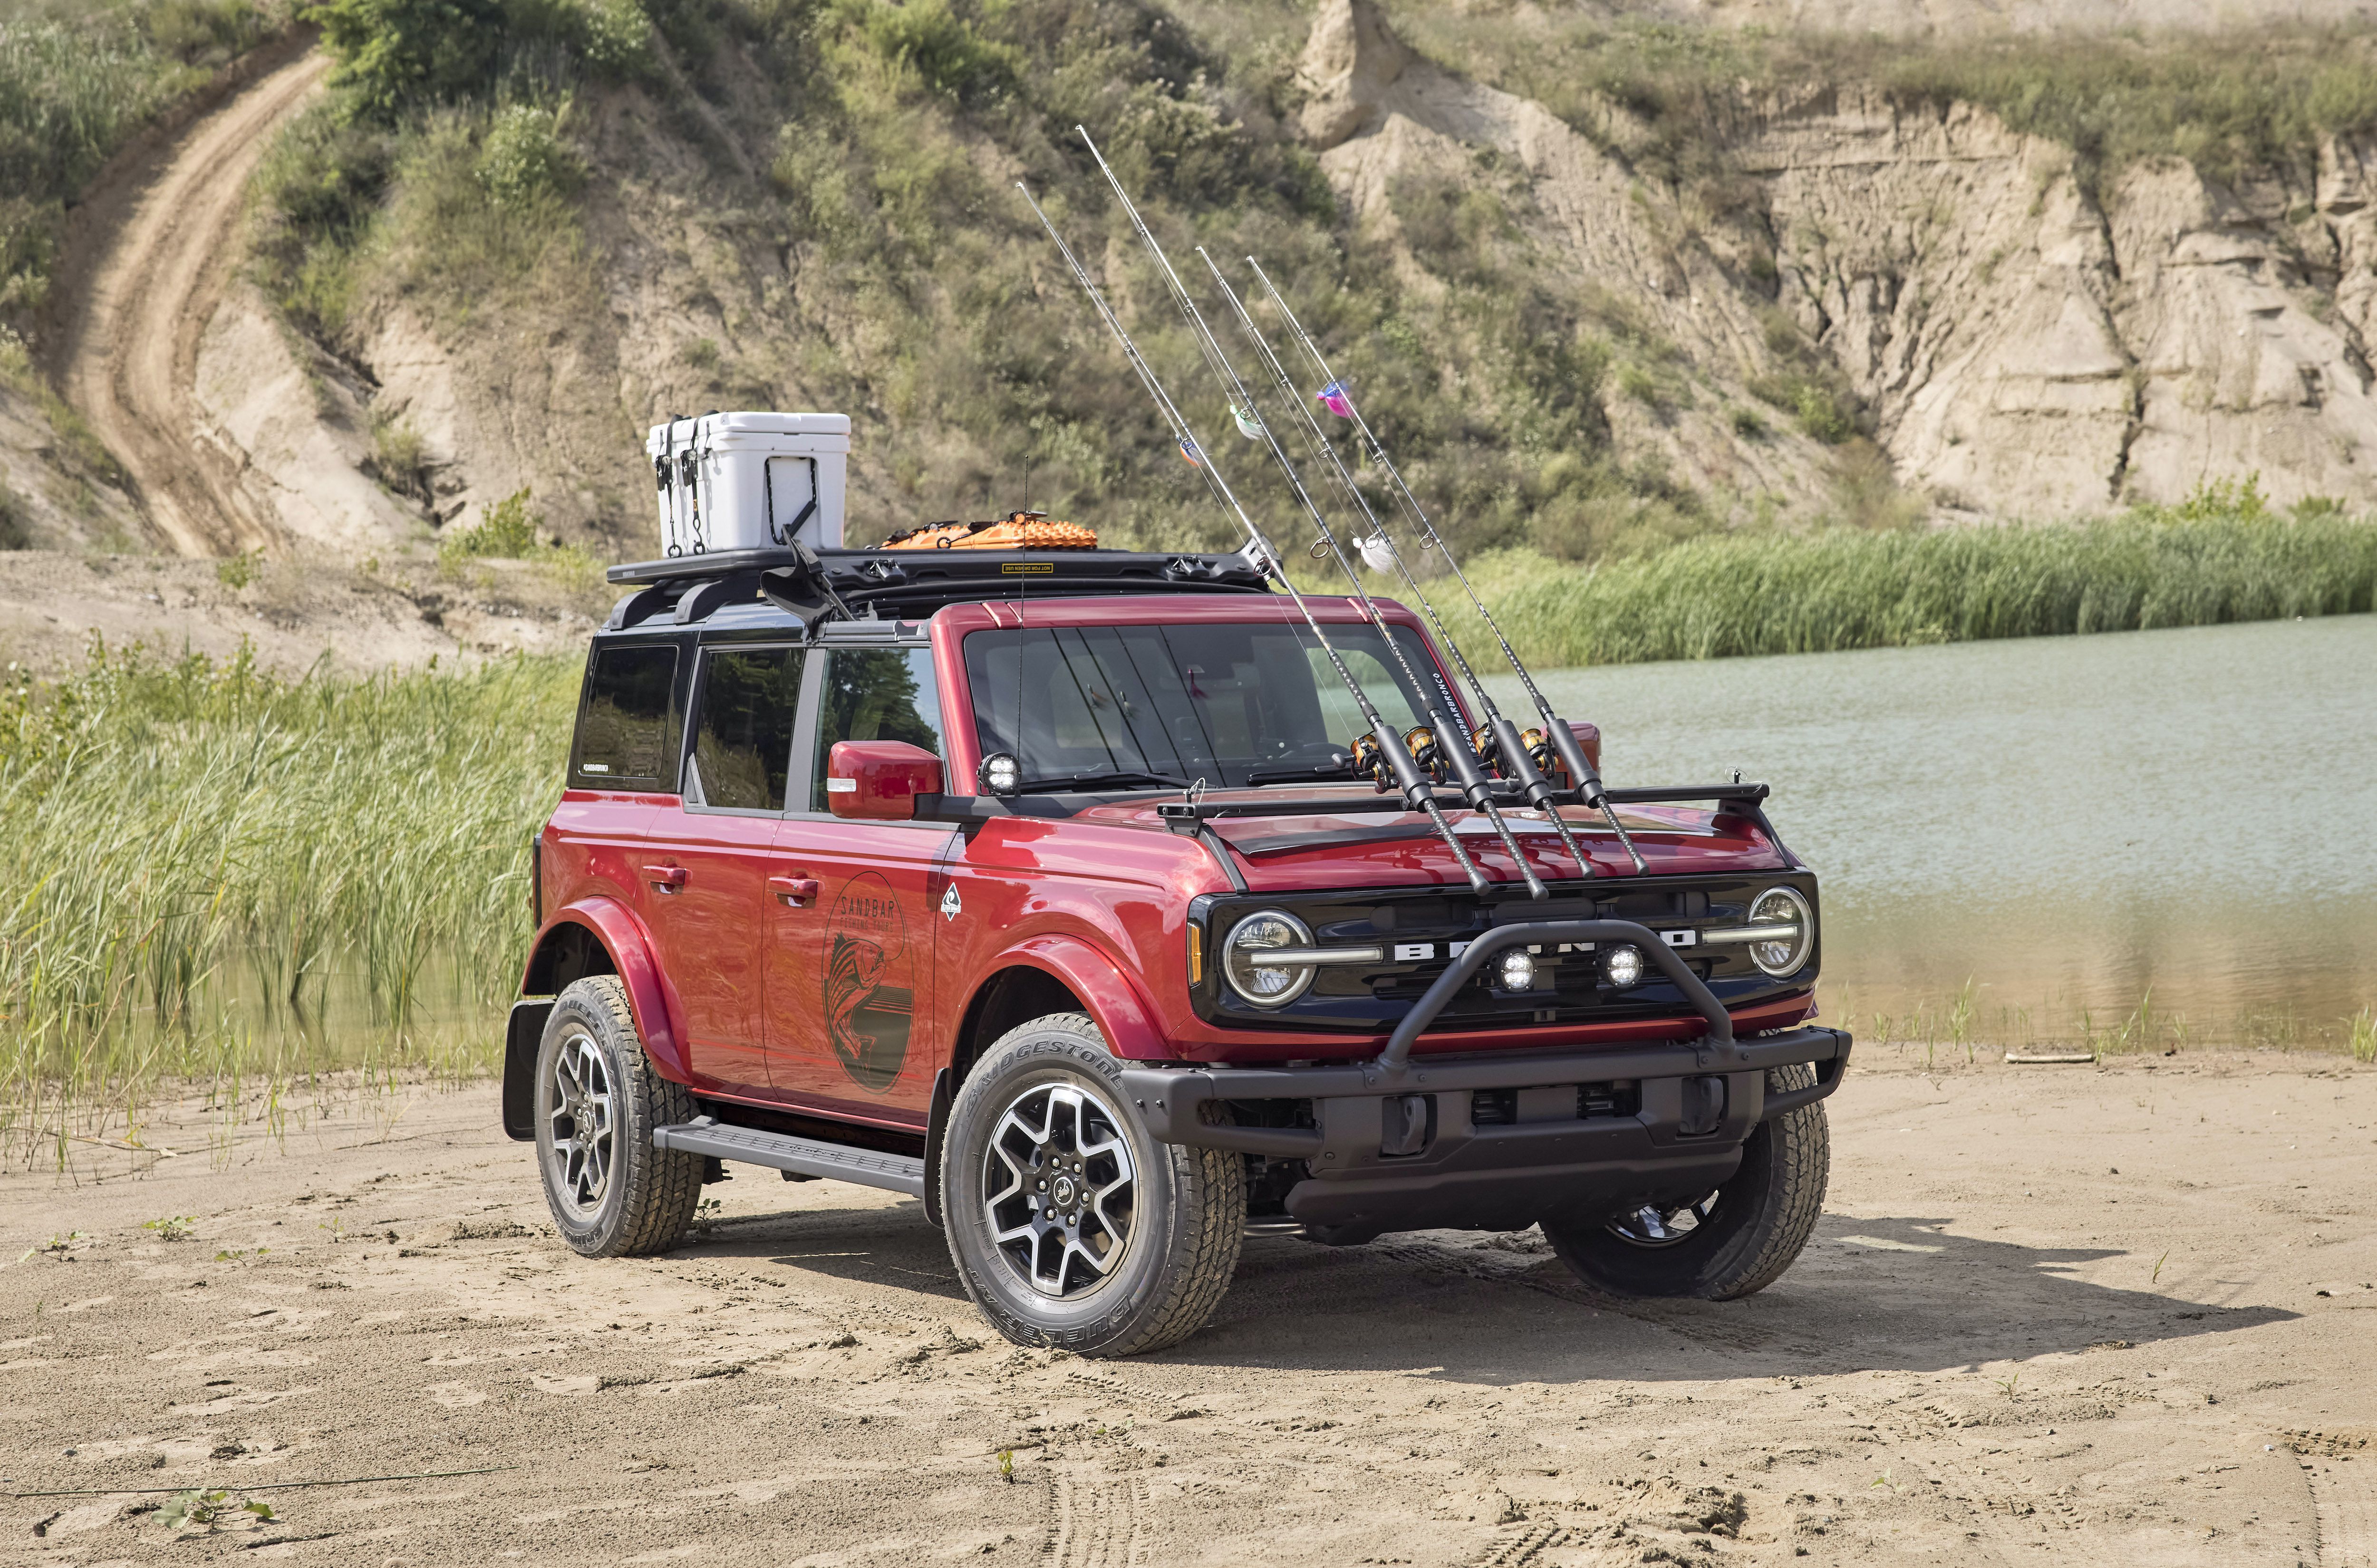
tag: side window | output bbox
[687,647,805,811]
[573,644,678,786]
[810,647,942,812]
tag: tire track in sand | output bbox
[1044,1469,1148,1567]
[56,43,330,556]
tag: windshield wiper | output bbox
[1242,763,1353,785]
[1013,770,1190,795]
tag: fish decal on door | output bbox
[823,871,912,1092]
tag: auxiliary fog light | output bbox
[1603,943,1645,988]
[1495,948,1536,992]
[978,752,1021,796]
[1222,910,1316,1009]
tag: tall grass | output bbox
[1479,509,2377,668]
[0,638,579,1157]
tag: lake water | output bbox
[1497,615,2377,1049]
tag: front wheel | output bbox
[1544,1064,1830,1300]
[942,1013,1245,1356]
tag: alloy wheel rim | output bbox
[1607,1191,1719,1247]
[983,1080,1138,1298]
[546,1030,617,1218]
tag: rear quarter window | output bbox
[573,643,680,787]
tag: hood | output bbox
[1080,792,1791,893]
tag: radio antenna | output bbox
[1246,257,1648,875]
[1017,177,1490,893]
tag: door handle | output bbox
[769,875,821,908]
[642,864,688,892]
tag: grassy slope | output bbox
[0,0,289,325]
[249,0,2377,565]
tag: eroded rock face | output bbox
[1300,0,2377,516]
[1295,0,1410,150]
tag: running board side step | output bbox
[652,1116,926,1198]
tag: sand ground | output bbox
[3,1052,2372,1567]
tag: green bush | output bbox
[475,101,580,208]
[576,0,654,79]
[313,0,506,121]
[440,485,545,562]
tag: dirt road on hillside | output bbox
[53,41,329,558]
[3,1054,2371,1566]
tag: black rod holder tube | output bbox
[1376,919,1733,1073]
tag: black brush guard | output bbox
[1116,919,1851,1241]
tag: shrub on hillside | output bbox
[475,101,580,208]
[312,0,506,121]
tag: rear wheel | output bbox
[942,1013,1245,1356]
[534,976,702,1258]
[1544,1064,1829,1300]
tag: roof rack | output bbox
[604,545,1272,630]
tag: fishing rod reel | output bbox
[1402,725,1445,784]
[1467,724,1558,779]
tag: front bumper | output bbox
[1116,917,1853,1242]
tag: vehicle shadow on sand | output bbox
[1199,1210,2296,1382]
[679,1203,2292,1381]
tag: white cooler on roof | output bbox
[646,412,848,556]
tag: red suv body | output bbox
[504,547,1850,1354]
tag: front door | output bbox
[766,643,956,1122]
[638,643,806,1096]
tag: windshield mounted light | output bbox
[1745,886,1815,976]
[978,752,1020,796]
[1222,911,1316,1009]
[1602,943,1644,988]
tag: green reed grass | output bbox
[0,638,578,1156]
[1476,508,2377,668]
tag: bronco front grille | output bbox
[1192,874,1818,1034]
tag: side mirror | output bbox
[1569,720,1602,776]
[1543,721,1602,791]
[826,741,944,819]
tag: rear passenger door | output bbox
[638,642,804,1097]
[766,639,957,1120]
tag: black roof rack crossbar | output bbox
[605,546,1271,623]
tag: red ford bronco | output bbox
[505,540,1850,1356]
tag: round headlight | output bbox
[1602,943,1644,988]
[1746,885,1814,977]
[1222,911,1315,1009]
[978,752,1020,796]
[1495,949,1536,991]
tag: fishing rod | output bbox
[1185,246,1550,901]
[1244,257,1649,875]
[1069,124,1540,899]
[1202,249,1600,889]
[1015,177,1490,894]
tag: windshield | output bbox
[962,620,1448,790]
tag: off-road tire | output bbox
[942,1013,1245,1356]
[1544,1064,1830,1300]
[534,976,703,1258]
